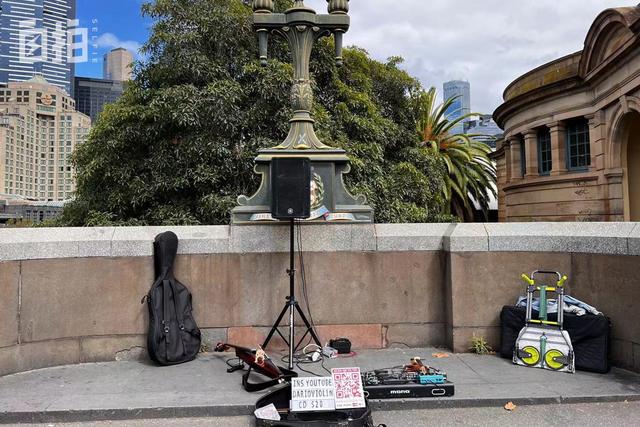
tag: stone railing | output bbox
[1,223,638,376]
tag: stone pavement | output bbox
[9,402,640,427]
[1,348,639,424]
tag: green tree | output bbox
[57,0,453,226]
[415,87,496,221]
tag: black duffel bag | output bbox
[500,305,610,373]
[143,231,201,366]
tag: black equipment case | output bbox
[500,305,611,373]
[364,381,454,399]
[255,383,377,427]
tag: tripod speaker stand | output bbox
[262,218,322,370]
[263,157,321,370]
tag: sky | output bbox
[75,0,151,78]
[76,0,635,114]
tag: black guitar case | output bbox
[143,231,201,366]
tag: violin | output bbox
[214,342,284,379]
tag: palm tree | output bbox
[415,87,496,221]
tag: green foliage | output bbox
[5,218,34,228]
[416,88,497,221]
[469,334,493,355]
[56,0,454,226]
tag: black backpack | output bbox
[143,231,201,366]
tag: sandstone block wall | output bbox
[0,223,638,376]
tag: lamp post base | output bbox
[231,149,374,224]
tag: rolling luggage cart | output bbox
[513,270,575,373]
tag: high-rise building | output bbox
[0,75,90,201]
[73,77,125,123]
[0,0,77,95]
[103,48,134,81]
[71,47,133,124]
[465,114,503,149]
[443,80,471,134]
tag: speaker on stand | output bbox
[270,157,311,219]
[263,157,322,370]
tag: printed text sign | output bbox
[290,377,336,412]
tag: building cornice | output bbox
[494,6,640,130]
[493,76,584,129]
[501,51,582,102]
[503,172,598,192]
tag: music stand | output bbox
[262,218,322,370]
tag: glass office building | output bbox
[443,80,471,134]
[0,0,76,96]
[465,114,503,149]
[73,77,125,123]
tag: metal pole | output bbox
[558,288,564,327]
[526,285,533,322]
[289,218,295,370]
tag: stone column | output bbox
[523,130,539,178]
[586,111,605,171]
[548,122,568,176]
[508,136,523,182]
[504,139,512,183]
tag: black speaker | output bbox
[271,157,311,219]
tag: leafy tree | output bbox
[56,0,453,226]
[415,87,496,221]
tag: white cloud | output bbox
[96,33,142,57]
[303,0,635,114]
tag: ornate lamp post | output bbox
[231,0,373,224]
[254,0,348,151]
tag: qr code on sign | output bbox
[332,368,366,409]
[334,371,362,398]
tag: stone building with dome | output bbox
[492,5,640,222]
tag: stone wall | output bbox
[1,223,639,376]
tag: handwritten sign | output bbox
[290,377,336,412]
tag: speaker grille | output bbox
[271,158,311,219]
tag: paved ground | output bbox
[1,347,639,424]
[7,402,640,427]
